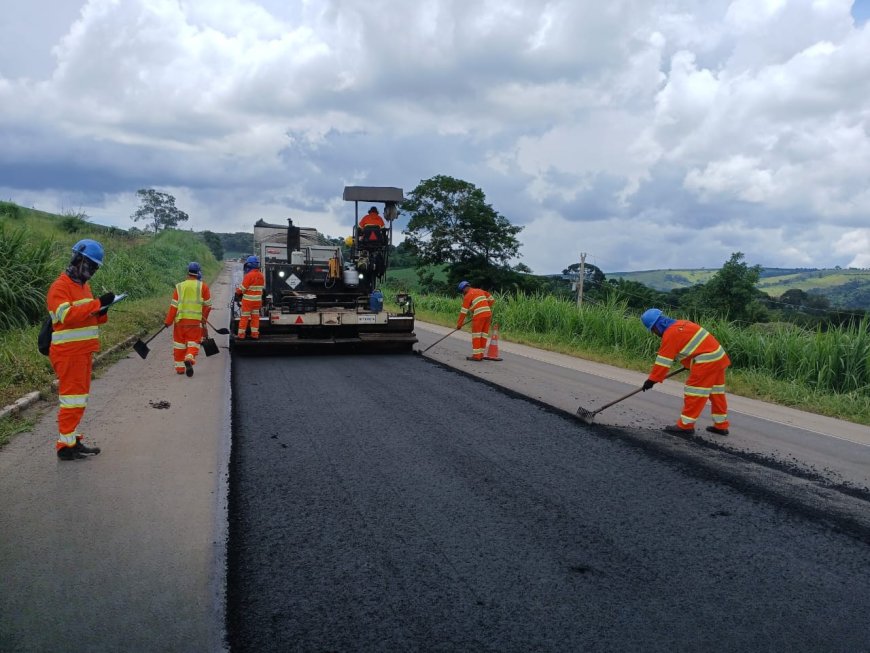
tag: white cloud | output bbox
[0,0,869,275]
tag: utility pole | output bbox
[577,252,586,309]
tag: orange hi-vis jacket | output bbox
[359,213,385,228]
[47,272,106,354]
[236,269,265,305]
[648,320,730,383]
[165,277,212,326]
[457,288,494,329]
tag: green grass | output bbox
[388,284,870,426]
[0,204,219,412]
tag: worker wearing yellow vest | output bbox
[236,255,265,339]
[46,239,114,460]
[164,262,212,377]
[640,308,731,436]
[456,280,495,361]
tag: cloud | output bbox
[1,0,869,275]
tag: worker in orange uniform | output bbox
[358,206,385,229]
[164,261,212,377]
[456,280,495,361]
[46,239,115,460]
[640,308,731,436]
[236,255,264,339]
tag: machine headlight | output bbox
[278,270,285,278]
[358,273,364,279]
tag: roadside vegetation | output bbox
[0,203,219,412]
[387,175,870,426]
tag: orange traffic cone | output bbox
[484,324,503,361]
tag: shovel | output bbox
[575,367,687,424]
[133,325,168,360]
[201,320,229,357]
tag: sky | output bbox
[2,0,870,274]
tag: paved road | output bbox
[415,322,870,492]
[227,353,870,652]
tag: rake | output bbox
[575,367,687,424]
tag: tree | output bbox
[202,230,224,261]
[131,189,189,232]
[402,175,523,288]
[698,252,766,323]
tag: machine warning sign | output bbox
[286,273,301,289]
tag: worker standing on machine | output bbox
[164,262,212,377]
[456,280,494,361]
[640,308,731,436]
[46,239,113,460]
[236,255,265,339]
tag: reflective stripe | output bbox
[173,341,186,350]
[684,385,711,398]
[53,298,94,324]
[693,346,726,364]
[242,285,263,302]
[57,432,77,446]
[51,326,99,344]
[680,413,698,425]
[677,327,709,362]
[175,280,205,321]
[711,384,726,394]
[655,354,674,367]
[711,413,728,424]
[59,394,89,408]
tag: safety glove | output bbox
[98,292,115,307]
[641,379,656,392]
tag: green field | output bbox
[611,267,870,309]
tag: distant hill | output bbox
[610,268,870,310]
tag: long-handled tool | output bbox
[207,320,230,335]
[575,367,687,424]
[133,325,168,360]
[414,323,468,356]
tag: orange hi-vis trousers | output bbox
[238,300,261,339]
[49,350,93,450]
[676,360,730,430]
[173,323,204,374]
[470,315,492,360]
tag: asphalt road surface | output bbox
[227,353,870,652]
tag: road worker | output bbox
[640,308,731,436]
[46,239,114,460]
[236,255,264,339]
[164,262,212,377]
[359,206,385,229]
[456,280,495,361]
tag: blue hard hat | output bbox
[457,280,470,292]
[245,255,260,268]
[188,261,201,274]
[71,239,104,267]
[641,308,663,331]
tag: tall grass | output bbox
[0,224,56,330]
[394,284,870,412]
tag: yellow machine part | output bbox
[328,256,341,279]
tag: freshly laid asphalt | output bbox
[227,353,870,652]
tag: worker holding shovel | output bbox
[456,280,495,361]
[164,262,212,377]
[46,239,115,460]
[640,308,731,436]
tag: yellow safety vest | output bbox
[174,279,205,322]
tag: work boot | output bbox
[57,446,86,461]
[74,440,101,455]
[466,356,483,361]
[184,360,194,377]
[662,424,694,435]
[706,425,730,436]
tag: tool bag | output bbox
[37,316,53,356]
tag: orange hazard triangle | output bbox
[295,316,304,324]
[368,232,378,240]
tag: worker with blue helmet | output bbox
[456,280,495,361]
[164,262,213,377]
[45,238,114,460]
[640,308,732,437]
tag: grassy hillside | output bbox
[0,202,219,425]
[611,267,870,309]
